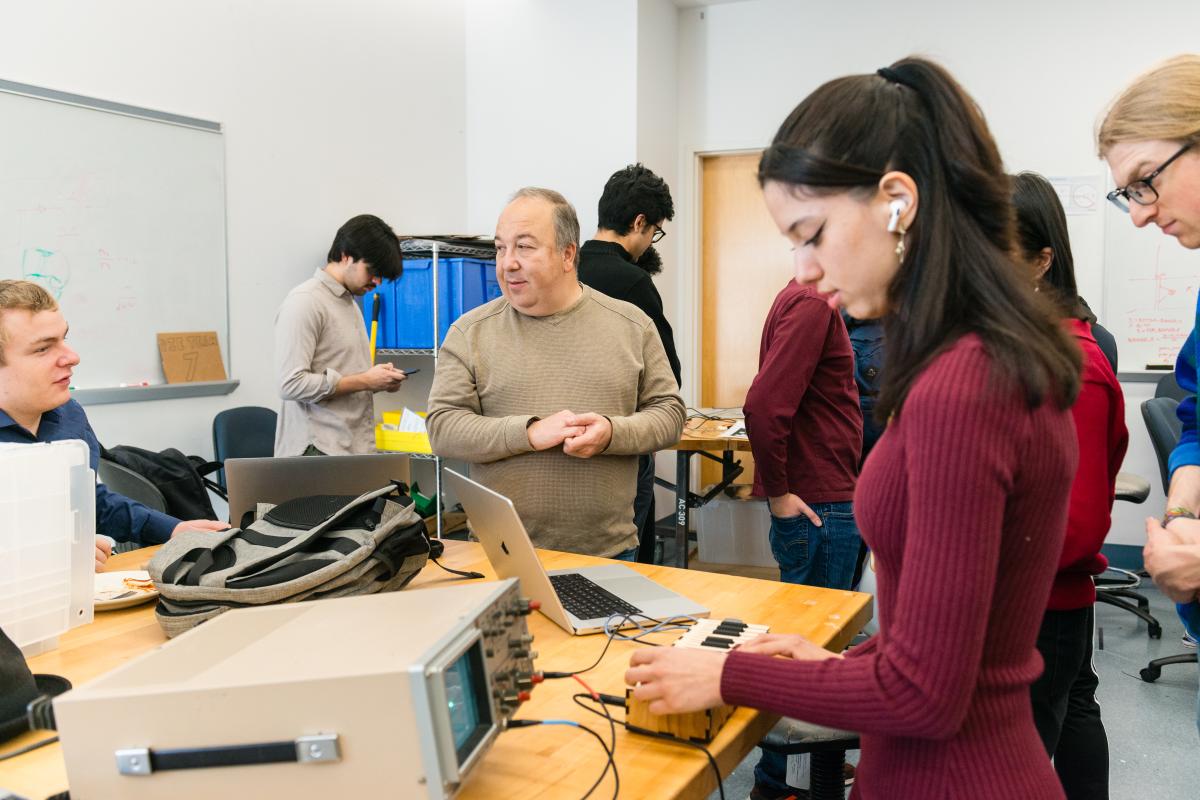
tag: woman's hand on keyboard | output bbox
[736,633,843,662]
[625,647,727,714]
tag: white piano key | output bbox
[673,618,770,652]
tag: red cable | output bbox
[572,672,600,701]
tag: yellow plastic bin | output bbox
[375,410,433,455]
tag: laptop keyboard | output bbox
[549,572,642,620]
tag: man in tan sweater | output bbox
[428,188,684,558]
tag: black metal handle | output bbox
[116,734,339,776]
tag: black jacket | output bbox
[577,239,682,385]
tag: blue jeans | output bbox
[767,501,860,590]
[756,500,861,794]
[612,545,639,562]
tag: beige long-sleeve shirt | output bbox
[274,268,375,456]
[428,285,685,557]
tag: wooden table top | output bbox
[6,542,871,800]
[671,417,753,453]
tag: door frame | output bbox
[685,147,765,408]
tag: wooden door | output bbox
[699,152,795,488]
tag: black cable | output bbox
[427,537,485,579]
[542,630,618,679]
[542,613,696,679]
[429,558,485,579]
[574,686,620,798]
[0,734,58,762]
[629,723,725,800]
[572,693,726,800]
[505,718,617,800]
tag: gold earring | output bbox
[894,224,907,262]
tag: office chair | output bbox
[1155,371,1188,402]
[97,459,168,513]
[1092,371,1183,638]
[212,406,278,489]
[1095,471,1161,638]
[759,718,859,800]
[1091,319,1119,374]
[1139,395,1200,681]
[1079,319,1159,629]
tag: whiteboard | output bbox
[1102,200,1200,374]
[0,80,229,392]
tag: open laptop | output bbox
[444,468,708,635]
[224,453,411,526]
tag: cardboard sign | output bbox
[157,331,227,383]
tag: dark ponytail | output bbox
[1011,171,1090,322]
[759,57,1080,419]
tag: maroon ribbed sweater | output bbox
[721,336,1077,800]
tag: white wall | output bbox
[0,0,468,457]
[637,0,683,330]
[675,0,1200,547]
[464,0,639,240]
[463,0,688,513]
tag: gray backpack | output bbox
[149,484,429,637]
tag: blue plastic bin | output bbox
[359,280,398,350]
[484,266,502,302]
[360,257,498,349]
[445,257,491,320]
[394,258,453,348]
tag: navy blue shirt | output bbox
[841,312,886,459]
[0,400,180,544]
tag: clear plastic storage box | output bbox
[695,496,777,568]
[0,440,95,653]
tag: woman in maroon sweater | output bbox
[1013,171,1129,800]
[626,58,1082,799]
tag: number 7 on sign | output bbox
[183,351,199,381]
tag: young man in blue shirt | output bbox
[0,280,227,570]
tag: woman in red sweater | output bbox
[626,58,1082,799]
[1013,171,1129,800]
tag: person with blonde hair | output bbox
[1099,53,1200,696]
[0,280,227,570]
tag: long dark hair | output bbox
[758,57,1080,419]
[1011,172,1091,322]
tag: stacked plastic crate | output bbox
[360,239,499,351]
[361,238,497,540]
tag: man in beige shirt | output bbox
[427,188,685,558]
[274,215,408,456]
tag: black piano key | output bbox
[701,636,735,649]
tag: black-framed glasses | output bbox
[650,224,666,243]
[1107,142,1193,212]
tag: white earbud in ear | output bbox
[887,200,906,233]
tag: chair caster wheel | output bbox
[1140,666,1161,682]
[1149,623,1163,639]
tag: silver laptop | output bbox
[444,468,708,635]
[224,453,411,526]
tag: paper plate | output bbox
[94,569,159,611]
